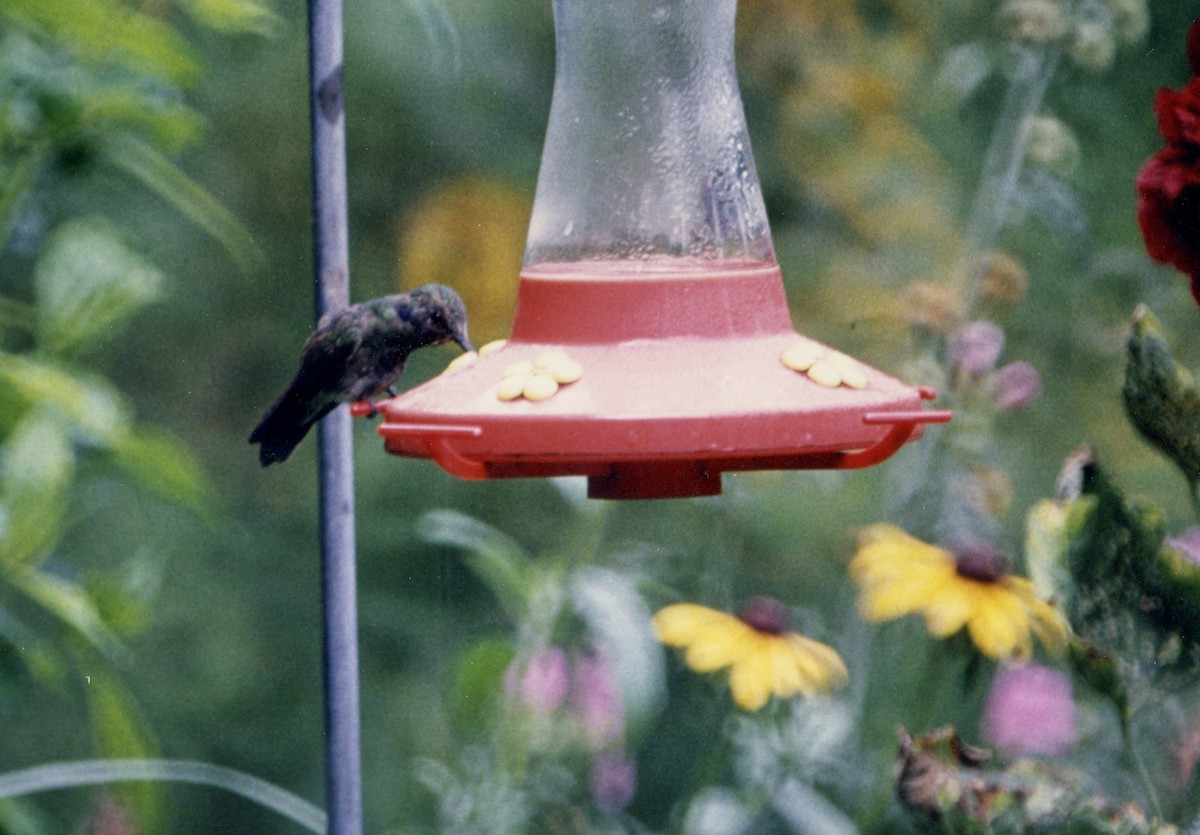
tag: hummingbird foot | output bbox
[349,400,382,419]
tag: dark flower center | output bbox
[737,596,791,634]
[953,540,1010,583]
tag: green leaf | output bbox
[0,356,214,515]
[34,218,164,355]
[569,567,665,743]
[449,636,514,735]
[1049,448,1200,693]
[418,510,534,621]
[0,352,131,444]
[10,569,121,659]
[2,0,201,85]
[0,606,66,688]
[1023,497,1073,604]
[0,412,74,565]
[1123,305,1200,493]
[84,89,205,153]
[107,426,217,517]
[85,551,160,638]
[179,0,282,36]
[0,797,47,835]
[102,133,266,273]
[0,139,50,257]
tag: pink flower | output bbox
[982,663,1077,758]
[1166,527,1200,565]
[948,321,1005,378]
[571,649,625,750]
[505,647,570,714]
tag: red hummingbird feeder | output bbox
[355,0,950,499]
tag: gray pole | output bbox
[307,0,362,831]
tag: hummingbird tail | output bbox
[248,396,335,466]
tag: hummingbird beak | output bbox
[454,326,473,353]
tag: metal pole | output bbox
[307,0,362,831]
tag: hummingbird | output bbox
[249,283,472,466]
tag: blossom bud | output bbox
[948,321,1005,378]
[572,649,625,750]
[590,752,637,813]
[899,281,966,334]
[992,361,1043,411]
[1024,116,1079,173]
[982,664,1077,758]
[1105,0,1148,45]
[974,251,1029,306]
[1000,0,1070,44]
[1069,21,1116,73]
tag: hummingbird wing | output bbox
[249,313,362,465]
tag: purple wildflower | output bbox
[948,321,1005,378]
[982,663,1077,758]
[991,361,1043,411]
[589,752,637,813]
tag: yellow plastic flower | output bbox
[849,524,1068,660]
[653,597,848,711]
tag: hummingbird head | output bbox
[410,283,473,353]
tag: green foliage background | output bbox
[2,0,1200,831]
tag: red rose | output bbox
[1136,146,1200,303]
[1155,78,1200,147]
[1135,19,1200,305]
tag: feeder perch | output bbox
[355,0,950,499]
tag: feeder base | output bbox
[362,263,950,499]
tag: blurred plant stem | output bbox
[961,46,1061,311]
[0,759,326,833]
[1121,703,1165,823]
[894,45,1065,535]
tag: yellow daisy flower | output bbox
[653,597,849,711]
[849,524,1068,661]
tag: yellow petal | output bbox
[851,525,955,578]
[653,604,738,646]
[966,585,1031,660]
[921,577,978,638]
[728,640,775,711]
[765,635,806,698]
[684,621,756,673]
[1012,581,1070,655]
[784,634,849,695]
[857,564,950,622]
